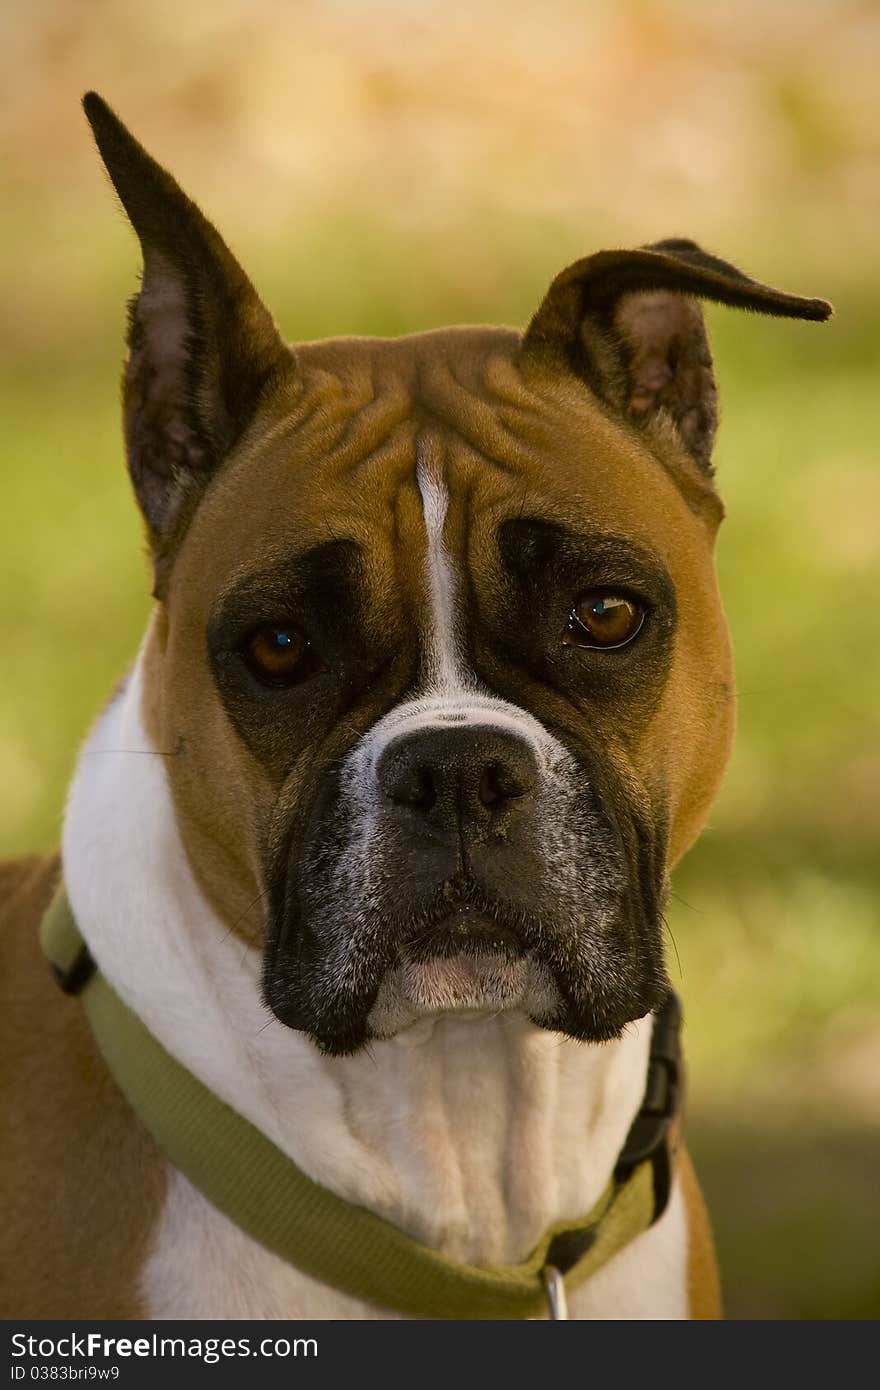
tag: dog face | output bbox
[84,94,830,1054]
[164,336,718,1055]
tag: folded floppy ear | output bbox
[522,239,831,471]
[83,92,293,590]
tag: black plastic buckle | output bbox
[51,943,96,996]
[614,990,682,1221]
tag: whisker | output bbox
[662,913,683,980]
[667,889,704,915]
[218,885,271,947]
[253,1015,280,1038]
[81,748,178,757]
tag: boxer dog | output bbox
[0,93,830,1319]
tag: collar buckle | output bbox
[51,942,96,996]
[542,1265,569,1320]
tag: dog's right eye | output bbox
[241,624,324,687]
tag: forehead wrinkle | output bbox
[415,353,540,476]
[262,338,548,499]
[257,357,415,482]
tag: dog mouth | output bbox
[267,842,668,1054]
[366,899,556,1036]
[402,903,525,963]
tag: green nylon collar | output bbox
[40,886,664,1319]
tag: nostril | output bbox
[478,764,503,808]
[388,763,437,814]
[478,761,530,809]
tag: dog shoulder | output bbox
[677,1142,723,1319]
[0,852,60,930]
[0,853,167,1318]
[0,853,63,1036]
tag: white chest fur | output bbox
[62,646,688,1320]
[143,1169,687,1319]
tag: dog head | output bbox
[84,93,830,1054]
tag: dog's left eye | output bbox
[563,592,646,650]
[241,624,322,686]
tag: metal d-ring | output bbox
[542,1264,569,1319]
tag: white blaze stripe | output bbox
[342,445,576,776]
[415,446,473,696]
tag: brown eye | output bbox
[564,592,645,649]
[242,624,318,685]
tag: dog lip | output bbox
[402,905,524,961]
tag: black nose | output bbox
[377,725,539,836]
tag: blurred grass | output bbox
[1,0,878,1319]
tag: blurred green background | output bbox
[2,0,878,1318]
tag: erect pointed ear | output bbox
[83,92,294,592]
[522,239,832,472]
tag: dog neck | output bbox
[62,644,652,1266]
